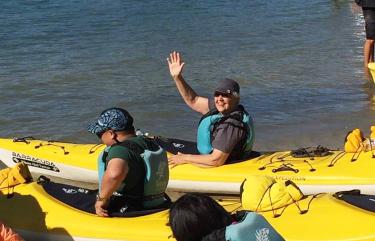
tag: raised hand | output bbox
[167,51,185,79]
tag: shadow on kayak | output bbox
[0,193,74,241]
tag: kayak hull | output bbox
[0,182,171,241]
[1,138,375,194]
[0,181,375,241]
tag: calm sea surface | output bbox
[0,0,374,152]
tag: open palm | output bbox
[167,51,185,78]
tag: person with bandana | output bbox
[87,108,169,217]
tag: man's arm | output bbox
[168,119,247,168]
[95,158,128,217]
[168,148,229,168]
[167,51,209,114]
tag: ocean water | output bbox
[0,0,374,152]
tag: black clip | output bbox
[13,136,36,144]
[272,164,299,173]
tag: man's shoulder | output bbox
[108,145,132,159]
[129,136,160,151]
[221,115,244,125]
[230,105,252,121]
[109,144,130,152]
[215,107,250,132]
[224,107,247,123]
[113,137,159,153]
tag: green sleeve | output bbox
[106,145,132,163]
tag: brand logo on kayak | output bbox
[255,228,270,241]
[273,176,306,182]
[172,143,185,148]
[12,152,60,172]
[63,188,77,194]
[62,188,89,194]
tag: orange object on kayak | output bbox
[0,222,24,241]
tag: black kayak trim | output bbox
[154,136,200,155]
[41,180,170,217]
[334,190,375,213]
[154,136,261,163]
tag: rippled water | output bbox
[0,0,374,151]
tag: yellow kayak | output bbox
[0,165,374,241]
[0,181,171,241]
[1,136,375,194]
[368,63,375,81]
[223,175,375,241]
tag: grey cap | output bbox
[87,107,134,134]
[214,78,240,95]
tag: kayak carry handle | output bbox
[34,142,69,155]
[13,136,35,144]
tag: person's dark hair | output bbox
[169,193,232,241]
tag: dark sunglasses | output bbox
[214,91,231,98]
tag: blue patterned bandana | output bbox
[87,108,134,134]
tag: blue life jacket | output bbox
[225,212,285,241]
[197,105,254,159]
[97,137,169,208]
[98,146,110,192]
